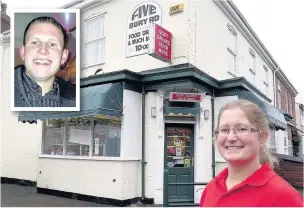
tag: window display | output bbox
[166,127,191,168]
[42,117,121,157]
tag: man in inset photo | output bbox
[14,16,76,108]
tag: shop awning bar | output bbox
[18,82,123,123]
[238,90,287,130]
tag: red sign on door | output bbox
[149,24,172,62]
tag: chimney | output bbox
[1,3,10,33]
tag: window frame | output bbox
[41,117,122,159]
[268,130,277,153]
[249,48,256,85]
[286,91,289,114]
[277,81,282,109]
[227,23,237,75]
[84,13,106,68]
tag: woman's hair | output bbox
[216,99,279,169]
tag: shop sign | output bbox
[169,3,184,16]
[169,92,202,102]
[149,23,172,62]
[126,1,162,58]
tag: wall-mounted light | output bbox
[204,110,210,120]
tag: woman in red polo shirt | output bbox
[200,100,303,207]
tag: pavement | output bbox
[1,183,162,207]
[1,183,112,207]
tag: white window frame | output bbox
[263,65,269,96]
[284,132,288,155]
[227,23,237,75]
[268,130,277,153]
[41,118,122,159]
[286,91,289,114]
[84,14,106,68]
[301,111,304,126]
[277,81,282,109]
[290,94,293,116]
[249,48,256,85]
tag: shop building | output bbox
[1,0,297,206]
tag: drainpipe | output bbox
[141,85,147,201]
[211,89,215,178]
[273,67,280,107]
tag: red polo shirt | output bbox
[200,164,303,207]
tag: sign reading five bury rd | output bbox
[126,1,162,58]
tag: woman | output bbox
[200,100,303,207]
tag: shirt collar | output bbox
[215,163,276,188]
[22,67,60,97]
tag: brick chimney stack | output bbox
[1,3,10,33]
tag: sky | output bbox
[4,0,304,103]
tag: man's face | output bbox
[19,22,69,81]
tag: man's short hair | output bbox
[23,16,68,49]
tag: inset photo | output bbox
[11,9,80,111]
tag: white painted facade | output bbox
[0,0,295,205]
[0,31,42,182]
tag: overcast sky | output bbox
[4,0,304,103]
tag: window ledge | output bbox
[249,68,256,74]
[39,155,141,161]
[227,71,237,77]
[81,62,105,70]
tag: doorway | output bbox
[164,123,194,202]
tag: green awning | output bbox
[18,82,123,122]
[238,90,287,130]
[164,103,200,117]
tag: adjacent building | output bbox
[1,0,302,206]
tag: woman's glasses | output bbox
[215,125,260,137]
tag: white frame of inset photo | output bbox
[11,9,80,112]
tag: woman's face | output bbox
[216,107,266,166]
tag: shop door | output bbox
[164,124,194,202]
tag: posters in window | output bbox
[69,128,90,145]
[126,1,162,58]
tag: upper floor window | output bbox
[249,48,256,85]
[286,91,289,114]
[277,81,282,109]
[263,65,269,96]
[84,14,105,68]
[290,94,293,116]
[227,23,237,75]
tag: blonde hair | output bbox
[216,100,279,169]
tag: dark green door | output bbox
[164,124,194,202]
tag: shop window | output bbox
[93,119,121,157]
[66,119,91,156]
[43,120,64,155]
[42,118,121,158]
[84,14,105,67]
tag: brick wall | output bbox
[275,75,296,118]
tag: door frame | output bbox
[163,122,195,202]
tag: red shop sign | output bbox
[149,23,172,62]
[169,92,202,102]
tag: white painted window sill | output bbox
[39,155,141,161]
